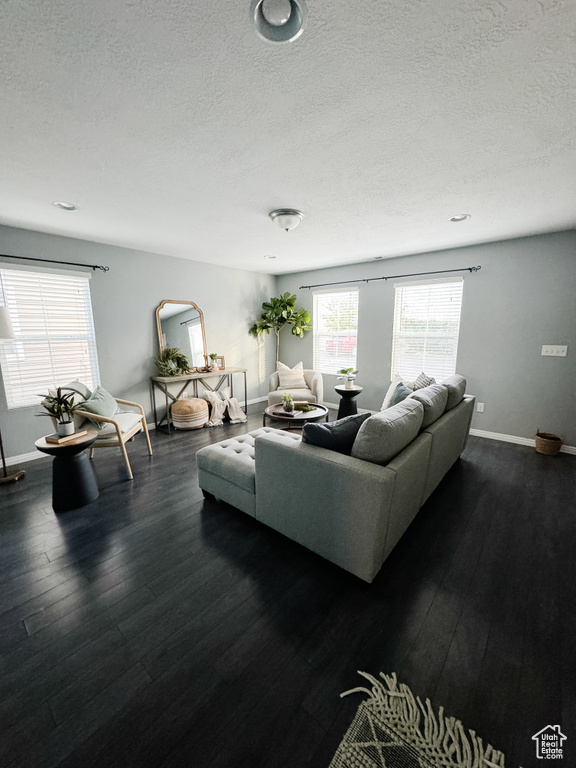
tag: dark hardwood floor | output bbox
[1,408,574,767]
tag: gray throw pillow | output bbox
[302,412,371,455]
[442,375,466,411]
[388,382,413,407]
[408,384,448,428]
[351,399,424,465]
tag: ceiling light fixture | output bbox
[449,214,471,222]
[251,0,308,44]
[52,201,78,211]
[269,208,304,232]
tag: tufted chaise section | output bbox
[196,427,300,516]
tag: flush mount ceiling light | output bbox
[251,0,308,44]
[52,201,78,211]
[269,208,304,231]
[449,214,471,222]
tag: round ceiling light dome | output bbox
[251,0,308,43]
[449,214,471,222]
[269,209,304,231]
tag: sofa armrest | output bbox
[254,433,397,582]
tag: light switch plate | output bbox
[477,402,485,413]
[541,345,568,357]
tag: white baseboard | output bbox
[470,428,576,455]
[6,450,44,467]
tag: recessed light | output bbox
[373,256,384,260]
[449,214,471,222]
[52,201,78,211]
[264,255,277,259]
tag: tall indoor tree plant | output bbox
[249,292,311,367]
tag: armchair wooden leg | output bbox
[142,418,153,455]
[119,440,134,481]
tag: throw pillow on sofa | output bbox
[351,399,424,466]
[302,412,371,455]
[407,384,448,428]
[412,372,436,390]
[442,374,466,411]
[277,361,308,390]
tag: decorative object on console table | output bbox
[249,292,311,367]
[208,353,220,371]
[0,302,25,484]
[215,356,225,369]
[154,347,190,377]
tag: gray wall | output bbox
[0,225,275,458]
[277,231,576,446]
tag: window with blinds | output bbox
[390,278,463,381]
[313,290,359,374]
[0,267,100,409]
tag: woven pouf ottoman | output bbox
[171,398,209,430]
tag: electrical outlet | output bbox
[476,402,485,413]
[541,345,568,357]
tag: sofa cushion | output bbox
[408,384,448,428]
[277,361,307,389]
[351,399,424,466]
[302,412,371,455]
[442,374,466,411]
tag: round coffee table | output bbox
[263,403,329,430]
[334,385,363,419]
[35,431,99,513]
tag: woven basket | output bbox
[535,431,563,456]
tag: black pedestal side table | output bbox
[35,431,99,513]
[334,385,363,419]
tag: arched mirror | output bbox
[155,300,208,368]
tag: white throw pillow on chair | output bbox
[277,361,308,389]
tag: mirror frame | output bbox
[155,299,208,367]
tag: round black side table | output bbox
[35,431,99,513]
[334,385,363,419]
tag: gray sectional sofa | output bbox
[197,376,474,583]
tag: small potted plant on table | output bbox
[282,393,294,413]
[209,353,219,371]
[337,368,359,390]
[38,388,79,437]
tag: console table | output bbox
[150,368,248,434]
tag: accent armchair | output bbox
[59,382,153,481]
[267,369,324,406]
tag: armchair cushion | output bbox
[79,386,118,429]
[92,411,144,440]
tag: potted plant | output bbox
[282,392,294,413]
[209,353,219,371]
[38,388,78,437]
[249,293,312,368]
[337,368,359,390]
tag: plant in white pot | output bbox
[208,353,219,371]
[38,388,79,437]
[337,368,359,390]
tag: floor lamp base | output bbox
[0,468,25,484]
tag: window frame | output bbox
[0,263,101,410]
[312,288,359,375]
[390,276,464,382]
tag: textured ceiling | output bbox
[0,0,575,274]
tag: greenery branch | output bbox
[249,293,312,367]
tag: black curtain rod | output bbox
[300,265,481,290]
[0,254,109,272]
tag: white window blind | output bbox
[0,267,100,409]
[391,278,463,381]
[313,290,359,374]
